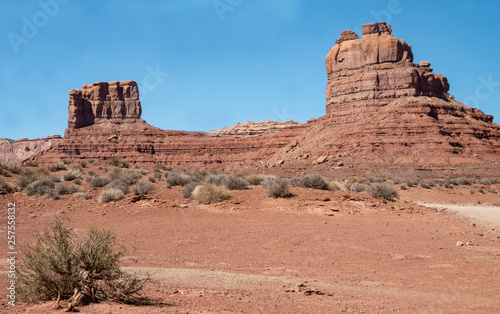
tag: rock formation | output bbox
[0,136,61,165]
[26,22,500,178]
[67,81,142,133]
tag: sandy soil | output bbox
[1,176,500,313]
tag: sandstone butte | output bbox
[4,22,500,178]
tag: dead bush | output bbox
[368,183,399,201]
[262,177,291,198]
[98,188,125,203]
[245,174,268,185]
[192,184,231,204]
[132,180,154,196]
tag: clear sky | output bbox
[1,0,499,140]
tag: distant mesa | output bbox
[4,22,500,178]
[67,80,142,134]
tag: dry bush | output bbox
[86,176,111,188]
[192,184,231,204]
[245,174,268,185]
[368,183,399,201]
[400,184,407,190]
[17,217,150,307]
[153,172,163,180]
[48,161,67,172]
[7,164,22,174]
[132,180,154,196]
[73,192,91,199]
[148,176,156,183]
[451,178,474,186]
[166,172,192,186]
[61,159,71,165]
[0,178,13,194]
[204,174,248,190]
[291,174,334,190]
[88,159,99,165]
[106,157,129,168]
[262,177,291,198]
[25,177,60,196]
[98,188,125,203]
[87,169,98,177]
[17,170,40,190]
[182,182,200,198]
[78,161,87,168]
[488,186,497,194]
[419,180,434,189]
[23,160,39,167]
[153,164,172,173]
[55,183,80,196]
[345,182,368,192]
[405,178,420,187]
[63,169,83,181]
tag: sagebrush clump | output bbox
[192,184,231,204]
[98,188,125,203]
[132,180,154,196]
[204,174,248,190]
[262,177,291,198]
[368,183,399,201]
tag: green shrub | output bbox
[368,183,399,201]
[106,157,129,168]
[48,162,67,172]
[132,180,154,196]
[98,188,125,203]
[262,178,291,198]
[192,184,231,204]
[18,218,149,306]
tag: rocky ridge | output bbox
[15,23,500,178]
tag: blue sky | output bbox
[1,0,499,140]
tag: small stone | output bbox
[456,241,464,247]
[420,61,431,67]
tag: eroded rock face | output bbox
[67,81,142,133]
[0,136,61,165]
[208,120,301,137]
[325,22,449,123]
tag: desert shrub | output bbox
[262,177,291,198]
[61,159,71,165]
[7,164,22,174]
[400,184,407,190]
[88,159,99,165]
[153,164,172,173]
[73,192,91,199]
[444,181,452,189]
[63,169,83,181]
[17,170,40,190]
[405,178,420,187]
[0,178,13,194]
[0,167,10,177]
[166,172,192,186]
[86,176,111,188]
[18,218,149,306]
[106,157,129,168]
[478,187,485,193]
[98,188,125,203]
[291,174,338,190]
[245,174,268,185]
[34,167,50,178]
[393,178,403,185]
[87,169,98,177]
[345,182,368,192]
[469,188,475,194]
[56,183,80,196]
[48,161,67,172]
[182,181,200,198]
[78,161,87,168]
[148,176,156,183]
[25,177,60,196]
[419,180,434,189]
[192,184,231,204]
[123,170,142,185]
[23,160,39,167]
[153,172,163,180]
[204,174,248,190]
[73,177,83,185]
[132,180,154,196]
[368,183,399,201]
[104,179,129,194]
[488,186,497,194]
[451,178,474,186]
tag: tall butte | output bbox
[268,22,500,177]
